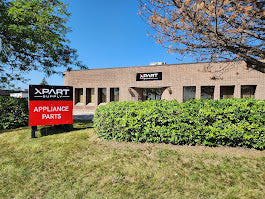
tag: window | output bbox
[142,88,162,101]
[183,86,196,102]
[201,86,214,100]
[110,88,119,102]
[241,85,256,99]
[98,88,106,104]
[75,88,83,104]
[220,86,235,99]
[86,88,95,104]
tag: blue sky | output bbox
[18,0,192,89]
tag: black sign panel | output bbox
[29,85,73,101]
[136,72,162,81]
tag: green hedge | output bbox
[94,99,265,150]
[0,96,28,130]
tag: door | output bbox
[142,88,162,101]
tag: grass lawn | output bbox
[0,121,264,199]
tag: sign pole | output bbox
[31,126,37,138]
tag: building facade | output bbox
[0,90,14,96]
[64,61,265,113]
[10,90,29,98]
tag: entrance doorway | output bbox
[142,88,162,101]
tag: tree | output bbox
[40,77,48,85]
[138,0,265,73]
[0,0,85,88]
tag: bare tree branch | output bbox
[138,0,265,73]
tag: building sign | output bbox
[29,85,73,126]
[136,72,162,81]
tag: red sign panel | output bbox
[29,85,73,126]
[29,101,73,126]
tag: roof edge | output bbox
[65,59,247,72]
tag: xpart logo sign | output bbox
[30,85,73,100]
[136,72,162,81]
[29,85,73,126]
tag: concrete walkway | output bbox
[73,114,94,121]
[73,110,94,121]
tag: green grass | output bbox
[0,122,264,199]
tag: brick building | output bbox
[64,60,265,113]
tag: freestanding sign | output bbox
[29,85,73,126]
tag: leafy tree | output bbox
[40,77,48,85]
[138,0,265,73]
[0,0,85,88]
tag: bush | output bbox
[0,96,28,129]
[94,99,265,150]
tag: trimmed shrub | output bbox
[94,99,265,150]
[0,96,28,129]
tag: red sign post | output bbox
[29,85,73,138]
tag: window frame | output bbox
[201,86,215,100]
[220,86,235,99]
[183,86,196,102]
[110,87,120,102]
[75,88,83,104]
[86,88,95,104]
[98,88,107,104]
[241,85,256,99]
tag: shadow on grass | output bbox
[0,126,29,134]
[39,121,93,137]
[0,121,94,136]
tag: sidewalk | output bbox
[73,110,94,121]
